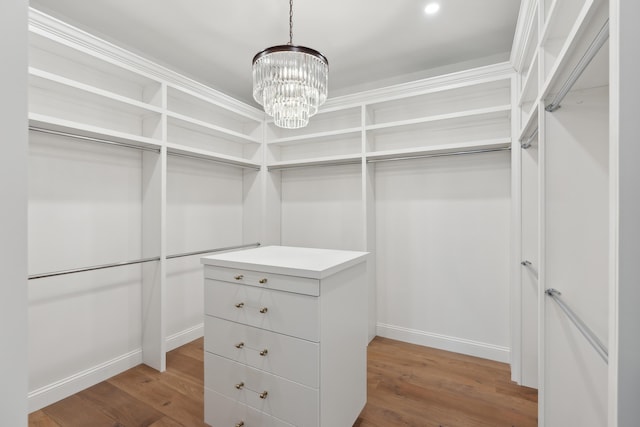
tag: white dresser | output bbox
[201,246,368,427]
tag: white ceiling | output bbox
[29,0,522,107]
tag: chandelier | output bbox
[252,0,329,129]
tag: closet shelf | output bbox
[267,153,362,171]
[519,104,539,142]
[366,138,512,162]
[518,52,539,106]
[29,67,163,116]
[365,105,512,132]
[267,127,362,145]
[29,113,163,151]
[165,142,261,170]
[166,112,261,145]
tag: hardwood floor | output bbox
[29,337,537,427]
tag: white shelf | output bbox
[267,127,362,145]
[365,105,512,132]
[519,104,539,142]
[366,138,512,162]
[29,112,163,151]
[166,142,261,170]
[267,154,362,171]
[166,112,261,145]
[29,67,163,115]
[518,53,539,106]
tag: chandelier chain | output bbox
[289,0,293,45]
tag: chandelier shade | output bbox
[252,1,328,129]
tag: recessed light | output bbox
[424,2,440,15]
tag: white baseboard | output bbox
[28,349,142,413]
[165,323,204,352]
[376,323,510,363]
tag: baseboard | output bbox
[165,323,204,352]
[28,349,142,412]
[376,323,510,363]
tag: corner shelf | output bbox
[267,154,362,171]
[165,142,261,170]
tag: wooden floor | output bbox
[29,337,537,427]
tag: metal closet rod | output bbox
[545,288,608,364]
[367,146,511,164]
[520,260,538,280]
[29,127,161,153]
[520,128,538,149]
[545,18,609,113]
[28,242,261,280]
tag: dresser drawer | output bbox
[205,388,294,427]
[205,316,319,388]
[205,279,319,342]
[205,352,319,427]
[204,265,319,296]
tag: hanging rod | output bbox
[367,146,511,164]
[520,128,538,149]
[521,260,539,279]
[545,19,609,112]
[167,242,261,259]
[545,288,608,364]
[168,151,261,171]
[28,256,161,280]
[29,127,161,153]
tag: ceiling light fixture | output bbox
[424,2,440,15]
[252,0,328,129]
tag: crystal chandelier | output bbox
[252,0,328,129]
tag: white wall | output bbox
[28,133,144,410]
[281,165,364,251]
[0,1,28,424]
[544,86,609,427]
[165,156,243,346]
[374,151,512,362]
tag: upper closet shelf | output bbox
[519,104,539,142]
[366,137,512,162]
[365,104,511,132]
[29,113,163,151]
[29,67,163,115]
[166,142,261,170]
[267,127,362,145]
[267,153,362,171]
[166,112,261,145]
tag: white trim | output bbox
[510,0,539,71]
[166,323,204,352]
[28,349,143,413]
[376,323,510,363]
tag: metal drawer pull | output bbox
[235,382,244,390]
[235,422,245,427]
[259,349,268,356]
[235,302,245,308]
[235,342,244,349]
[234,275,244,280]
[259,278,268,284]
[259,307,268,314]
[259,391,268,399]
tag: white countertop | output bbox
[201,245,368,279]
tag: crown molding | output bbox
[510,0,538,72]
[28,8,265,122]
[322,62,515,112]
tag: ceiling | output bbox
[29,0,522,108]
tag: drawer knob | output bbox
[259,307,268,314]
[259,278,268,284]
[259,390,269,399]
[235,422,245,427]
[235,382,244,390]
[235,302,245,309]
[234,275,244,280]
[235,342,244,349]
[259,349,268,356]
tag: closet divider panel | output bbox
[165,155,244,347]
[27,131,144,407]
[374,151,512,362]
[280,164,365,251]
